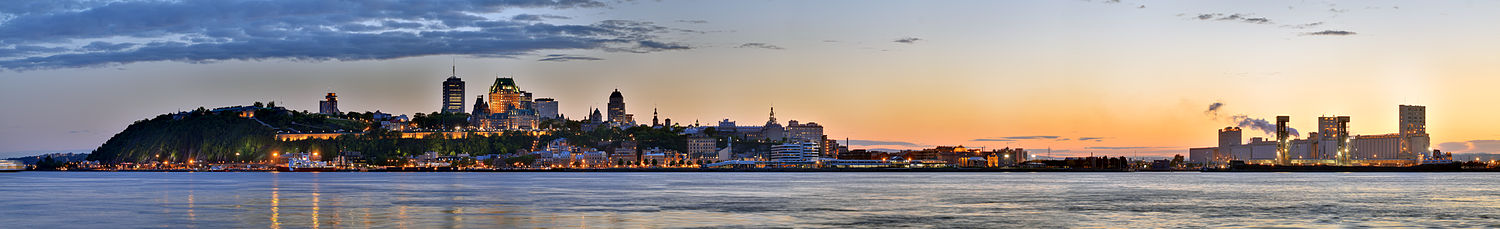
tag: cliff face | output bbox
[88,111,275,164]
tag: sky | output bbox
[3,0,1500,158]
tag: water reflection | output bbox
[6,172,1500,228]
[270,173,280,229]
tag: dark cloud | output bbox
[640,41,690,51]
[1281,22,1324,29]
[0,0,696,71]
[537,54,603,62]
[846,139,922,147]
[81,42,136,51]
[1079,137,1104,141]
[736,43,783,50]
[512,14,571,21]
[1206,102,1225,116]
[675,20,708,24]
[0,45,68,58]
[893,37,921,44]
[1191,13,1273,24]
[1304,30,1357,36]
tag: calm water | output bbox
[3,172,1500,228]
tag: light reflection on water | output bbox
[2,172,1500,228]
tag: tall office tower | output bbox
[1275,116,1290,165]
[607,89,626,123]
[487,78,523,114]
[470,95,489,128]
[441,66,465,113]
[534,98,558,119]
[1398,105,1429,158]
[319,93,339,115]
[1217,127,1242,161]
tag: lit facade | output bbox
[786,120,823,142]
[687,136,718,160]
[607,89,631,125]
[771,142,821,162]
[318,92,339,115]
[487,78,524,115]
[441,69,465,113]
[1398,105,1429,159]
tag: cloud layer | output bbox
[0,0,693,71]
[736,43,784,50]
[538,54,603,62]
[1304,30,1358,36]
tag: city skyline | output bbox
[5,0,1500,158]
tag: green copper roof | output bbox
[489,77,520,94]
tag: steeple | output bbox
[767,106,777,124]
[652,107,660,127]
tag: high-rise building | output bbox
[1398,105,1429,159]
[487,78,524,114]
[534,98,558,119]
[319,93,339,115]
[1399,105,1427,135]
[441,66,465,113]
[607,89,628,124]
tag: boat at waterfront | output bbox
[276,153,339,172]
[0,160,25,172]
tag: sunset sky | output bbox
[3,0,1500,158]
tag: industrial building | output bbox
[1189,105,1431,166]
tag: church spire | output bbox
[768,106,777,124]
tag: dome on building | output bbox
[609,89,622,99]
